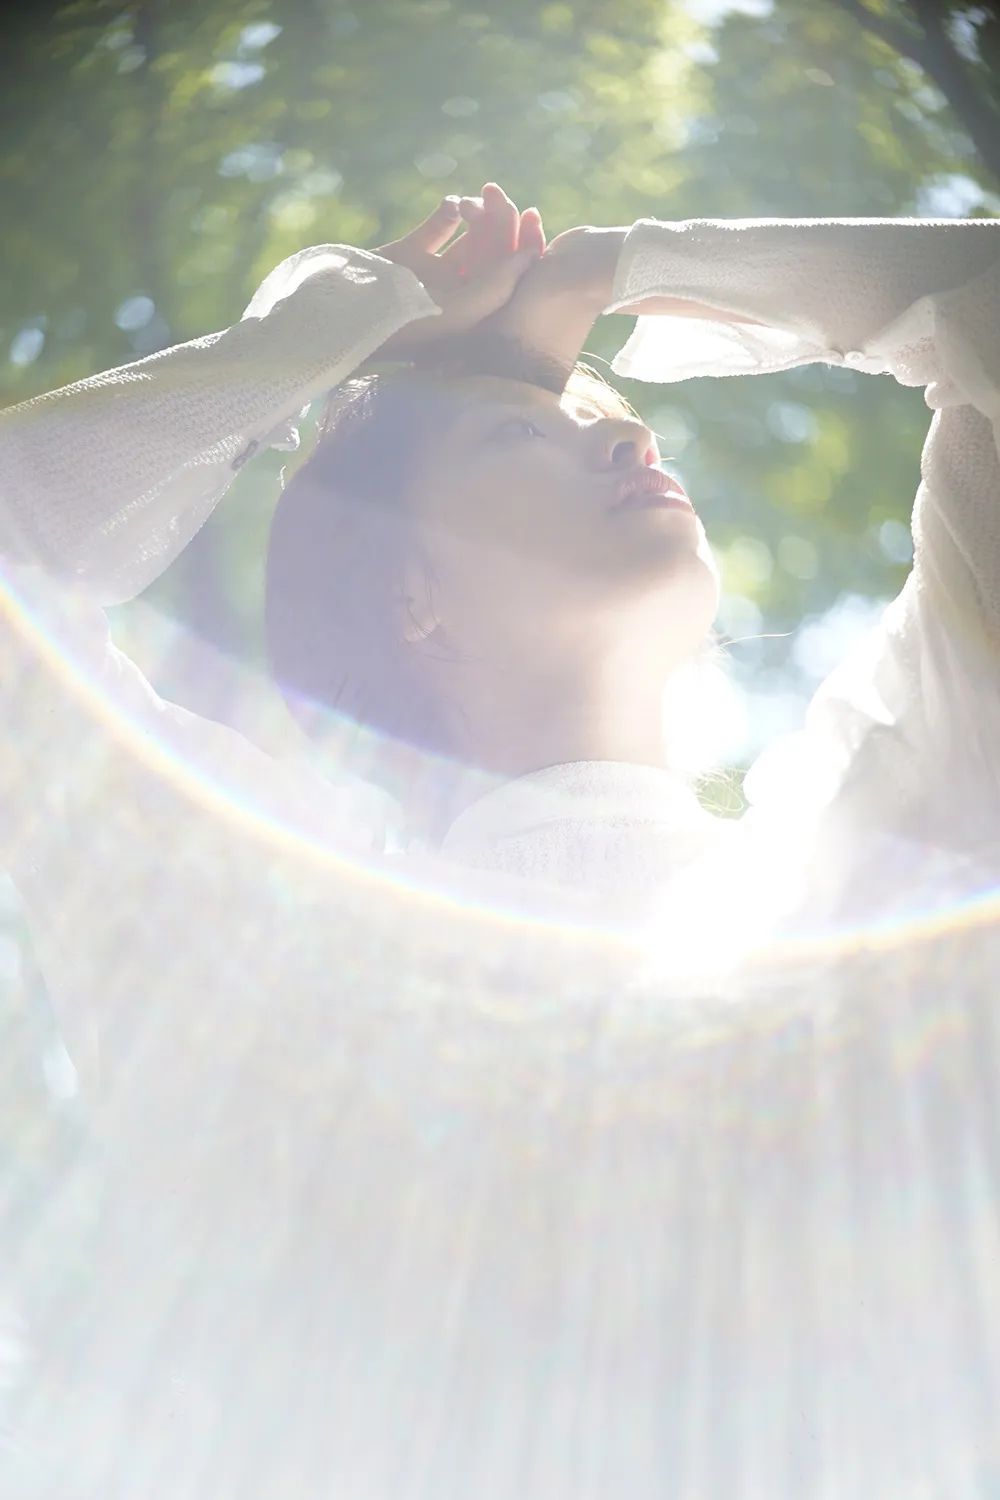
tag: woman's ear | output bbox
[399,560,440,644]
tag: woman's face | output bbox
[402,375,719,665]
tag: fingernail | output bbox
[442,195,461,209]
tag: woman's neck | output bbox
[437,632,673,783]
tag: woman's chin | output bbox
[649,546,720,637]
[621,523,719,596]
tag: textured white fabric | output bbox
[0,252,436,867]
[440,760,731,922]
[2,220,1000,1497]
[0,246,438,603]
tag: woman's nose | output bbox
[590,418,657,471]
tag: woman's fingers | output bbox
[459,243,540,322]
[388,197,464,258]
[444,185,518,270]
[380,183,546,346]
[381,187,538,271]
[441,196,489,270]
[482,182,519,255]
[382,233,543,354]
[517,207,546,258]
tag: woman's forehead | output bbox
[449,374,562,409]
[447,374,623,427]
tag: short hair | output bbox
[265,335,630,785]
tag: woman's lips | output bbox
[612,468,695,513]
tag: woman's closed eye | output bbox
[490,416,545,443]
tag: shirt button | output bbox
[843,349,866,368]
[232,438,259,471]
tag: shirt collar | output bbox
[441,760,712,857]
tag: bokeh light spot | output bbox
[9,328,44,368]
[878,518,914,565]
[778,535,819,580]
[114,295,155,333]
[441,96,479,117]
[415,152,458,179]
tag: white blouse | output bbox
[2,220,1000,1498]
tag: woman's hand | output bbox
[473,226,627,373]
[480,223,762,374]
[375,184,544,357]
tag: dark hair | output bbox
[265,335,629,789]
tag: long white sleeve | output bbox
[0,245,438,604]
[610,217,999,384]
[609,218,1000,873]
[0,247,438,1059]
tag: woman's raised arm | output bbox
[0,250,438,606]
[0,190,539,606]
[487,214,1000,866]
[604,216,1000,863]
[0,188,541,1080]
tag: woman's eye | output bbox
[493,417,544,442]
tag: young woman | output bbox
[5,191,998,913]
[1,187,998,1496]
